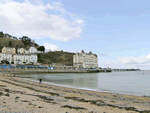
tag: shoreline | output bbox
[22,77,149,98]
[16,72,150,98]
[1,73,150,113]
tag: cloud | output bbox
[43,43,60,51]
[43,43,77,53]
[105,14,110,16]
[117,54,150,65]
[100,54,150,69]
[75,19,85,24]
[0,0,84,41]
[101,62,120,68]
[99,53,108,56]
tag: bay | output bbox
[17,70,150,96]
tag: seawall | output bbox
[0,68,111,74]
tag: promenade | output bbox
[0,68,111,74]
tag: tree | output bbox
[8,41,12,47]
[0,31,4,38]
[8,34,12,39]
[37,46,45,52]
[19,37,22,40]
[34,43,39,48]
[89,51,92,54]
[81,50,85,53]
[1,60,9,64]
[23,62,26,64]
[13,37,18,40]
[37,54,43,62]
[20,36,31,46]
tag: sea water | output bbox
[17,70,150,96]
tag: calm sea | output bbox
[17,70,150,96]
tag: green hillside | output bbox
[0,31,75,65]
[0,38,25,52]
[37,51,75,65]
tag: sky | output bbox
[0,0,150,69]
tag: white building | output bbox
[17,48,29,54]
[28,47,37,54]
[13,54,37,64]
[30,54,37,63]
[13,54,29,64]
[2,47,16,54]
[73,51,98,68]
[0,53,2,63]
[0,53,12,64]
[25,50,29,54]
[37,51,43,53]
[0,46,38,64]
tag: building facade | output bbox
[73,51,98,68]
[13,54,37,64]
[13,54,30,64]
[17,48,27,54]
[0,47,38,64]
[0,53,1,62]
[28,47,37,54]
[0,53,12,63]
[30,54,37,63]
[2,47,16,54]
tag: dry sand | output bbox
[0,73,150,113]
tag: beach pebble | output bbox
[5,93,10,97]
[89,111,97,113]
[4,89,9,92]
[0,92,3,96]
[15,96,20,100]
[38,106,43,108]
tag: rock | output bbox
[21,100,31,102]
[0,92,3,96]
[4,89,9,92]
[5,93,10,97]
[38,106,43,108]
[89,111,97,113]
[15,96,20,100]
[0,85,6,87]
[124,107,137,111]
[140,110,150,113]
[62,105,86,110]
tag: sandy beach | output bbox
[0,73,150,113]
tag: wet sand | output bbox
[0,73,150,113]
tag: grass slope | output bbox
[0,38,75,65]
[0,38,25,51]
[38,51,75,65]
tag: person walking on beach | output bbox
[39,79,42,84]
